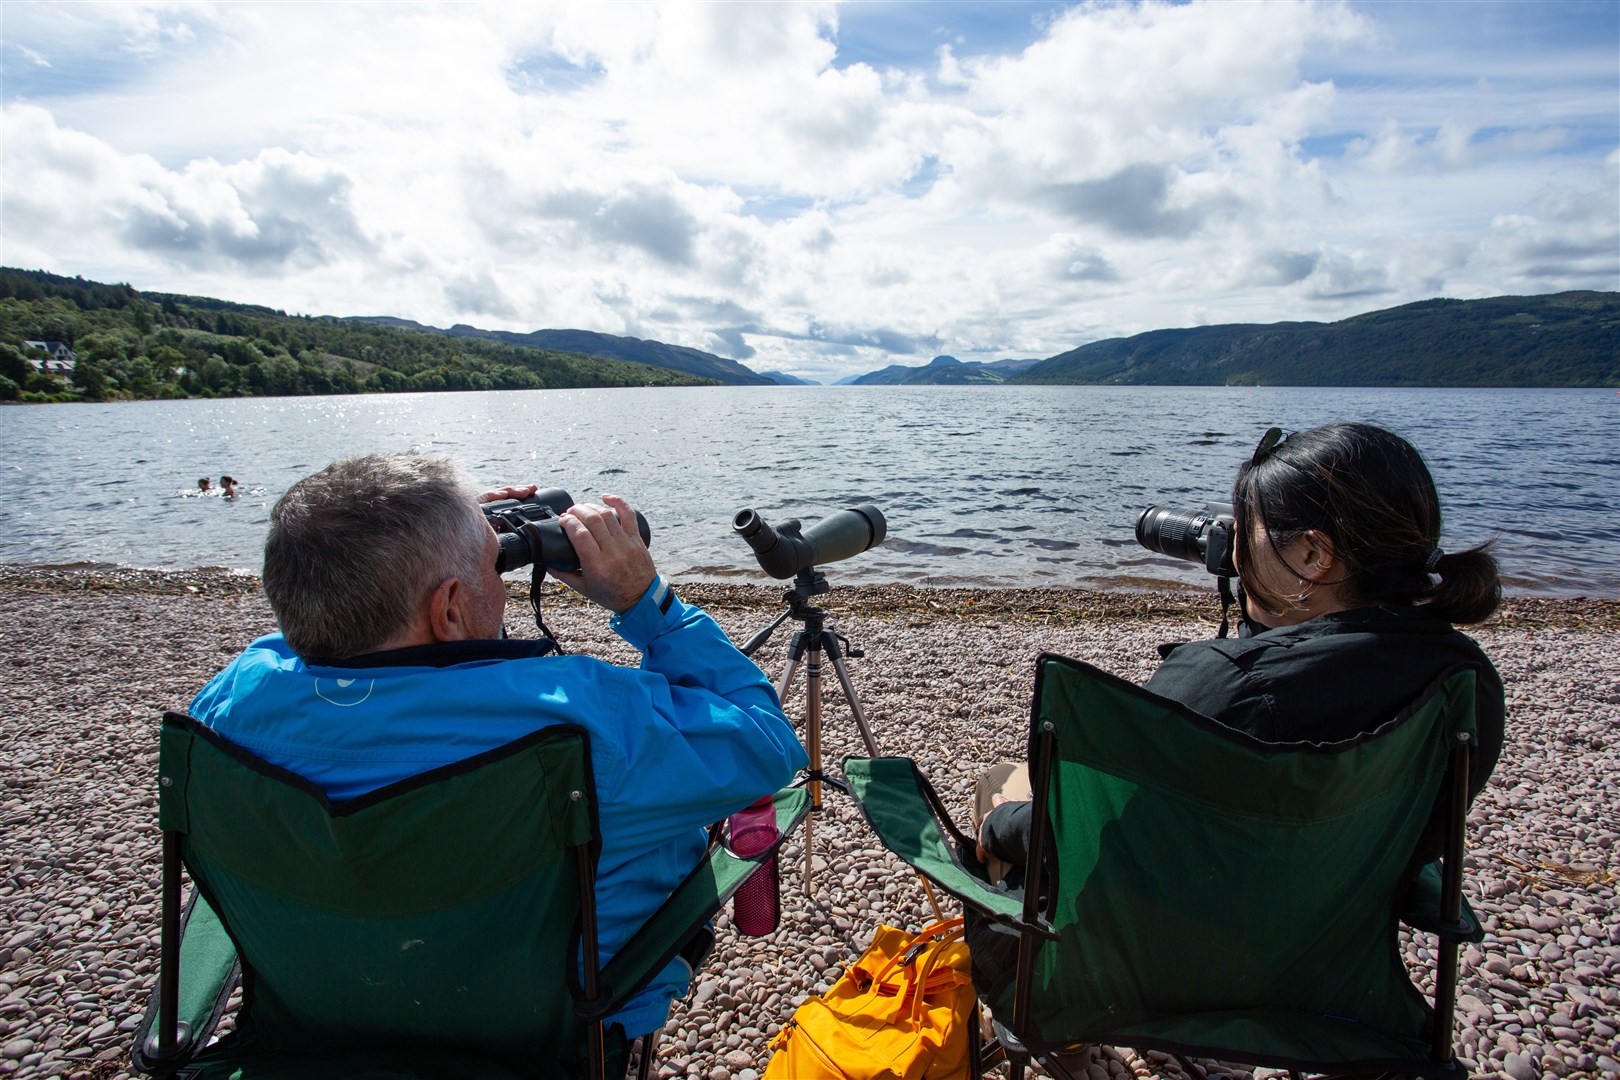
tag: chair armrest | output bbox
[584,786,812,1020]
[130,891,242,1073]
[843,756,1057,939]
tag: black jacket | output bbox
[982,607,1504,868]
[1144,606,1503,799]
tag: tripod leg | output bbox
[825,649,879,757]
[804,640,823,896]
[775,656,800,706]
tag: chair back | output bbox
[155,713,604,1074]
[1010,654,1477,1068]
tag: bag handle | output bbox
[869,918,964,987]
[903,922,970,1024]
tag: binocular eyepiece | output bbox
[484,489,652,574]
[734,505,887,579]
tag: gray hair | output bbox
[263,453,490,660]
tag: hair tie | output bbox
[1425,547,1444,573]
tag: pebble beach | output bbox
[1,566,1616,1079]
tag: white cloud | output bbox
[1,0,1614,380]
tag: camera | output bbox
[1135,502,1237,577]
[484,489,651,574]
[734,505,886,579]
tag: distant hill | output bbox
[1013,292,1620,387]
[351,317,772,386]
[849,354,1043,385]
[0,267,715,403]
[758,370,819,385]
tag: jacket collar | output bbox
[305,636,558,670]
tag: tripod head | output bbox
[740,567,833,658]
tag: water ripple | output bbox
[0,385,1614,597]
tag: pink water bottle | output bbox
[729,795,780,936]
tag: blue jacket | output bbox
[189,578,807,1036]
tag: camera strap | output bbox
[1216,575,1236,639]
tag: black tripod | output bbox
[741,567,880,894]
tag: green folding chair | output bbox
[131,713,810,1079]
[846,654,1484,1080]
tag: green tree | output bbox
[0,342,28,385]
[72,356,111,400]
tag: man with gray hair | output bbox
[190,452,807,1041]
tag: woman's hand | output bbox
[975,793,1009,865]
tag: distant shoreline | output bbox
[4,563,1614,631]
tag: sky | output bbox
[2,1,1616,384]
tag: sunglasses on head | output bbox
[1250,426,1286,466]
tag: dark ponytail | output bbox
[1232,422,1502,625]
[1428,545,1502,625]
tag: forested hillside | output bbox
[0,268,713,403]
[351,317,772,385]
[1014,292,1620,387]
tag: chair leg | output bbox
[968,1003,984,1080]
[1172,1052,1214,1079]
[633,1029,659,1080]
[1041,1053,1082,1080]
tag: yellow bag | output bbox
[764,918,975,1080]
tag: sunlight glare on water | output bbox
[1,386,1614,596]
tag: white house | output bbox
[22,341,77,380]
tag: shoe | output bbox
[1044,1043,1090,1077]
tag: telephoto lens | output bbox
[1135,502,1237,577]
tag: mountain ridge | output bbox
[848,354,1043,385]
[1010,292,1619,387]
[346,316,772,386]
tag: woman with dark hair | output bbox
[972,423,1506,959]
[1139,421,1504,781]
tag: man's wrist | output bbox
[610,575,678,644]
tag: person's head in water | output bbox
[220,475,238,496]
[1230,422,1500,629]
[198,477,213,492]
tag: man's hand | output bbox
[551,494,657,614]
[476,484,539,505]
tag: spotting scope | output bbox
[733,505,887,579]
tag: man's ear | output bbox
[425,576,471,642]
[1298,529,1338,581]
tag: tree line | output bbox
[0,268,713,403]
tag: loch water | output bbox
[1,385,1615,597]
